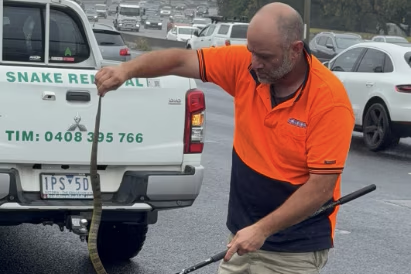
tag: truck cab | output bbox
[0,0,205,262]
[113,4,144,32]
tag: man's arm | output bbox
[121,48,201,80]
[255,105,355,237]
[96,46,249,96]
[255,174,338,237]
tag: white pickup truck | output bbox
[186,21,249,49]
[0,0,205,262]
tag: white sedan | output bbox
[324,42,411,151]
[166,26,198,42]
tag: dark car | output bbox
[184,9,195,18]
[144,15,162,30]
[108,5,117,15]
[92,24,131,62]
[309,32,363,62]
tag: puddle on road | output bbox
[335,229,351,235]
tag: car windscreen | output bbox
[119,7,141,16]
[230,25,248,39]
[93,31,125,46]
[178,28,196,35]
[335,37,362,49]
[193,19,210,24]
[386,37,408,43]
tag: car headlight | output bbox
[158,22,162,25]
[94,16,97,18]
[146,21,150,24]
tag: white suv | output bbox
[187,18,249,49]
[325,42,411,151]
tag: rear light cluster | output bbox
[184,89,206,154]
[225,39,231,46]
[119,48,130,56]
[395,85,411,93]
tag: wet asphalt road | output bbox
[1,81,410,274]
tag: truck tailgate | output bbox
[0,66,189,165]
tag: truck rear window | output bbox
[93,31,125,46]
[230,25,248,39]
[2,5,90,64]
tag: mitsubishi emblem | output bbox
[67,113,87,132]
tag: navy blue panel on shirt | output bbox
[227,148,335,252]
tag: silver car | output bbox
[86,9,98,22]
[92,24,131,62]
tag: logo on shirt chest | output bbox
[288,118,307,128]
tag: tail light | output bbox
[225,39,231,46]
[184,89,206,154]
[396,85,411,93]
[119,48,130,56]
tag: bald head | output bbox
[249,2,304,47]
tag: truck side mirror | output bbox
[143,8,146,15]
[116,7,118,12]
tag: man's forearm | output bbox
[255,174,338,237]
[120,48,194,79]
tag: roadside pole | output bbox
[303,0,311,43]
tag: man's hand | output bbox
[95,64,129,97]
[224,224,268,262]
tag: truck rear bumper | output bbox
[0,165,204,211]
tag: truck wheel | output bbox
[88,223,148,262]
[363,102,398,151]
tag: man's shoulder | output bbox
[201,44,250,59]
[308,57,353,114]
[200,45,251,73]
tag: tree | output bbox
[319,0,411,35]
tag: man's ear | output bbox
[290,40,304,60]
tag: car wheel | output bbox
[363,102,399,151]
[87,223,148,262]
[186,44,192,49]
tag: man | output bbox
[95,2,355,274]
[167,16,174,32]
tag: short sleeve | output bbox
[196,45,250,97]
[306,106,355,174]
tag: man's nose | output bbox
[251,57,263,70]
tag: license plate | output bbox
[40,173,93,199]
[126,24,133,27]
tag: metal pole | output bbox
[303,0,311,43]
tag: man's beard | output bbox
[258,53,294,84]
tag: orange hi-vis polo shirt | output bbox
[196,44,355,252]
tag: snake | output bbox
[88,96,108,274]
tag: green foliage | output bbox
[217,0,411,35]
[318,0,411,34]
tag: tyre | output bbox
[186,44,191,49]
[363,103,399,151]
[87,223,148,262]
